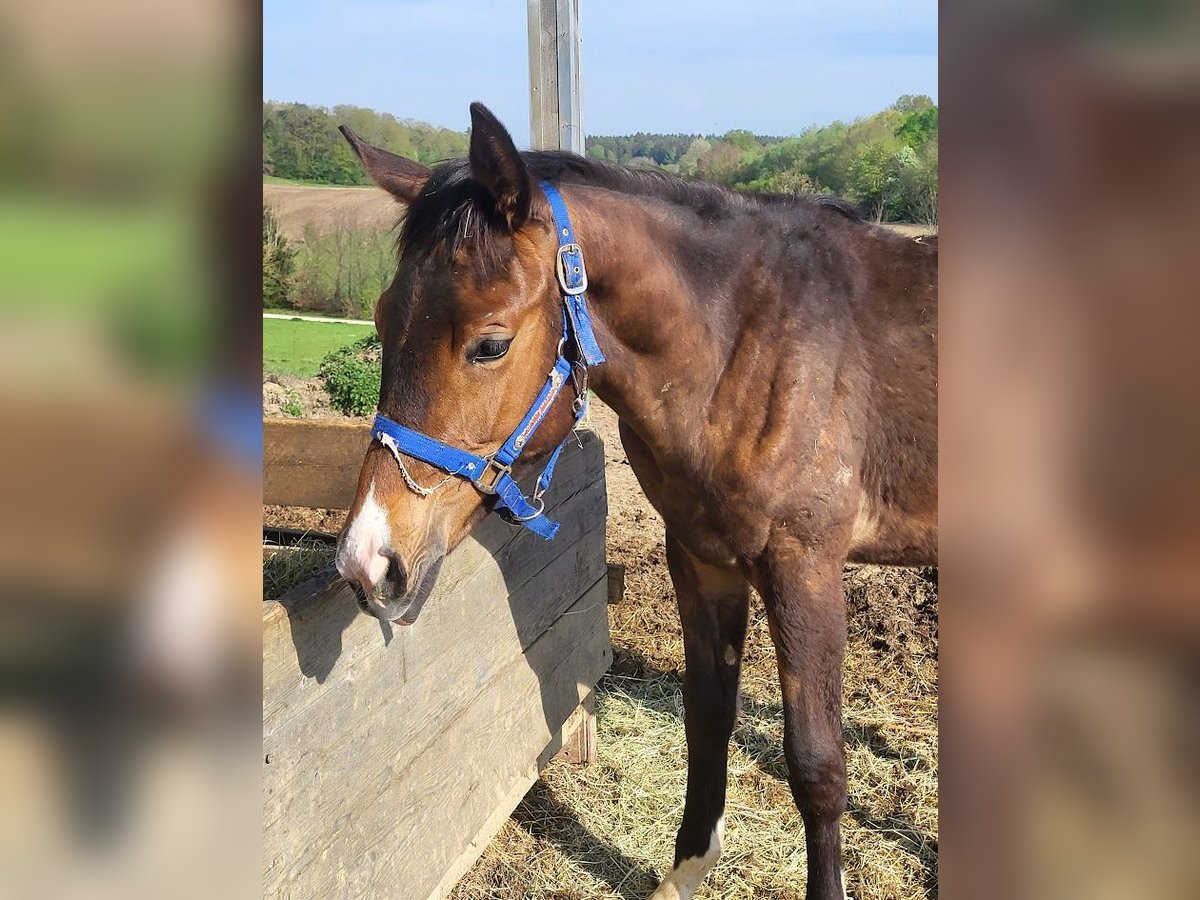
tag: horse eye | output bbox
[469,337,512,363]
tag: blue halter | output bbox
[370,181,605,540]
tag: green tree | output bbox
[722,129,758,152]
[678,137,712,176]
[263,99,936,222]
[893,94,934,114]
[263,204,296,308]
[897,107,938,150]
[846,138,902,222]
[893,143,938,226]
[696,141,745,185]
[263,102,468,183]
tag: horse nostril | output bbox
[381,550,407,598]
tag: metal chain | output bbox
[377,432,455,497]
[570,360,591,441]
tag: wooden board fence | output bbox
[263,421,610,900]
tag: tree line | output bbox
[263,204,393,318]
[585,95,937,224]
[263,95,937,222]
[263,101,470,185]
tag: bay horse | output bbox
[335,103,937,900]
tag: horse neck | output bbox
[563,185,735,452]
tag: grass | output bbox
[0,197,193,306]
[263,536,337,602]
[263,306,369,321]
[263,316,375,376]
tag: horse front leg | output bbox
[649,533,750,900]
[759,540,849,900]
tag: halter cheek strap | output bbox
[370,180,604,540]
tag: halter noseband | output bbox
[369,181,605,540]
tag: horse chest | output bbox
[618,424,765,565]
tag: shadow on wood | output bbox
[263,429,611,900]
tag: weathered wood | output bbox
[262,434,607,754]
[263,431,611,900]
[606,562,626,604]
[263,518,606,798]
[265,578,609,900]
[526,0,582,153]
[552,691,598,766]
[425,758,540,900]
[429,686,595,899]
[263,418,372,509]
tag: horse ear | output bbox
[468,102,534,230]
[339,125,430,203]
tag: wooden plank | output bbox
[526,0,558,149]
[264,578,611,900]
[552,691,597,766]
[262,434,607,754]
[526,0,582,152]
[431,689,597,900]
[555,0,583,154]
[426,758,540,900]
[607,562,625,604]
[263,430,611,899]
[263,418,372,509]
[263,517,606,800]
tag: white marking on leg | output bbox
[648,817,723,900]
[336,481,391,591]
[724,644,738,666]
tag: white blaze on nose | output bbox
[337,481,391,591]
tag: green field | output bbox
[263,317,374,376]
[264,306,371,322]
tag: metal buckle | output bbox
[556,244,588,296]
[473,457,511,494]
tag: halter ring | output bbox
[505,495,546,522]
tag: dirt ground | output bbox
[264,385,938,899]
[263,182,933,246]
[263,183,398,241]
[451,401,938,900]
[262,374,340,419]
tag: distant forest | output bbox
[263,96,937,224]
[263,101,470,185]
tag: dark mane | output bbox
[399,151,862,274]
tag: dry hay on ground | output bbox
[263,183,397,242]
[881,222,936,239]
[263,503,346,541]
[261,397,939,899]
[451,401,938,900]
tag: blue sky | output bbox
[263,0,937,141]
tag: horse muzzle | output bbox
[337,541,443,626]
